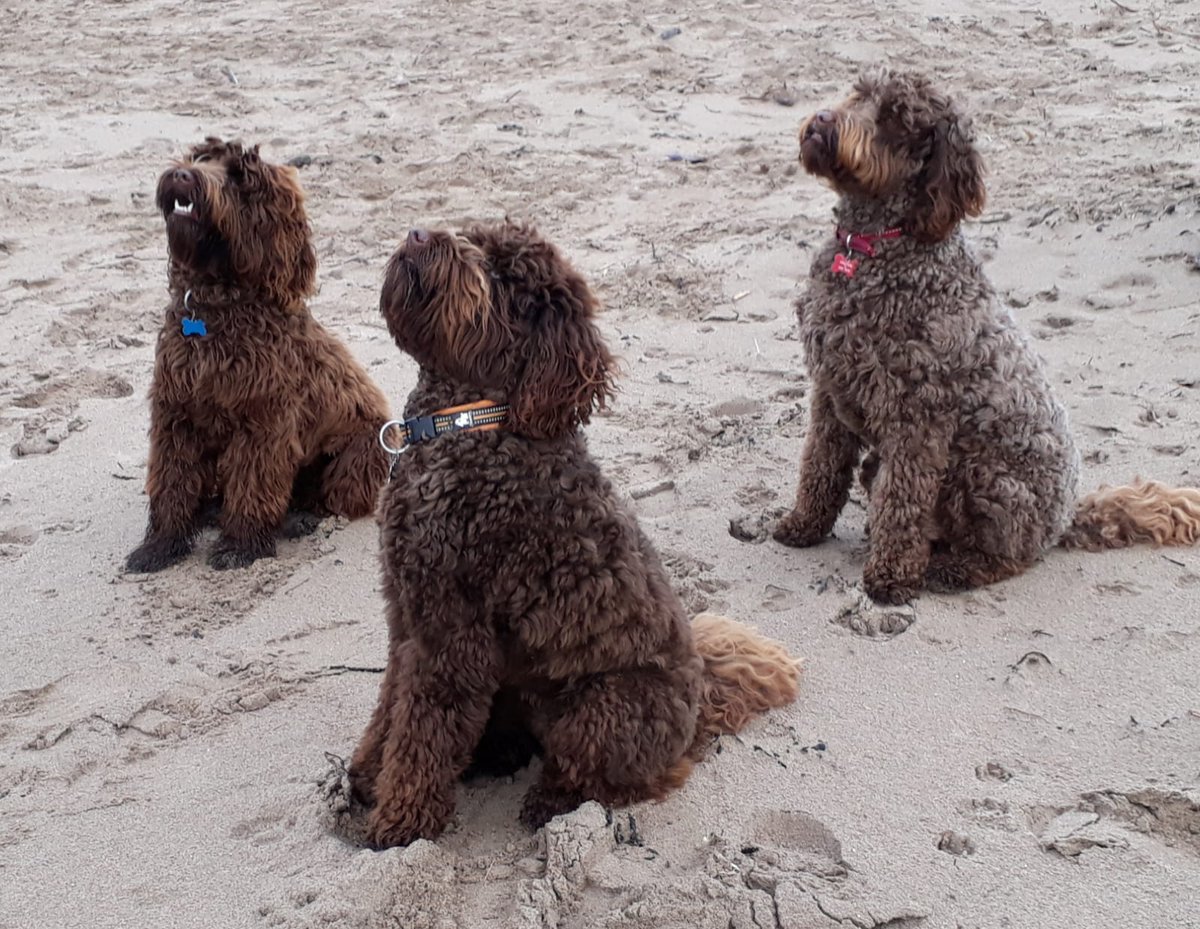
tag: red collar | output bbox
[834,226,903,257]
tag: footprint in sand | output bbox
[833,589,915,639]
[1003,650,1059,686]
[1031,788,1200,859]
[8,368,133,457]
[0,524,40,560]
[728,505,789,544]
[661,548,731,615]
[975,761,1016,782]
[0,678,62,744]
[1083,271,1158,312]
[935,830,977,856]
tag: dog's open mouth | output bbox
[157,173,204,224]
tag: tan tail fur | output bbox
[688,613,802,758]
[1059,478,1200,551]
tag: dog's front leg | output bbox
[347,631,410,807]
[210,422,298,569]
[774,386,862,547]
[126,407,210,573]
[366,630,498,849]
[862,423,951,604]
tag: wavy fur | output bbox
[126,138,390,573]
[1061,479,1200,550]
[349,220,800,849]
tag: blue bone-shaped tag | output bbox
[181,318,208,337]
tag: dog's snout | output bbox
[408,228,430,246]
[172,168,194,185]
[814,110,835,126]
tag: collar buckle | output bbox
[406,415,439,444]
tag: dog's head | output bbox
[380,221,615,439]
[157,138,316,302]
[799,70,986,242]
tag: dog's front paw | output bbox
[772,510,829,548]
[208,535,275,570]
[319,753,376,845]
[365,819,420,850]
[365,804,449,850]
[346,764,378,809]
[125,535,193,573]
[862,560,921,605]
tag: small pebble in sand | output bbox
[238,692,270,712]
[773,85,798,107]
[515,857,543,876]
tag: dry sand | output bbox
[2,1,1200,927]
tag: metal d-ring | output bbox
[378,419,407,455]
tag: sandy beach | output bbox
[1,1,1199,926]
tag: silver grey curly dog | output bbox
[774,69,1200,604]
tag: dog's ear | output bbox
[284,195,318,298]
[909,109,986,243]
[509,274,615,440]
[235,148,317,301]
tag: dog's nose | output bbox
[408,228,429,246]
[814,110,835,125]
[172,168,194,184]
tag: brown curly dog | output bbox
[774,70,1200,604]
[125,139,390,573]
[347,221,801,849]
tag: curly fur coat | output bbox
[347,221,801,848]
[775,71,1200,603]
[126,139,390,573]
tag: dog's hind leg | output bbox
[320,426,390,520]
[519,666,699,830]
[365,630,500,849]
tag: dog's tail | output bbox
[688,613,801,757]
[321,424,392,519]
[1058,478,1200,551]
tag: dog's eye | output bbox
[193,153,212,164]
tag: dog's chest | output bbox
[158,323,300,413]
[798,291,911,444]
